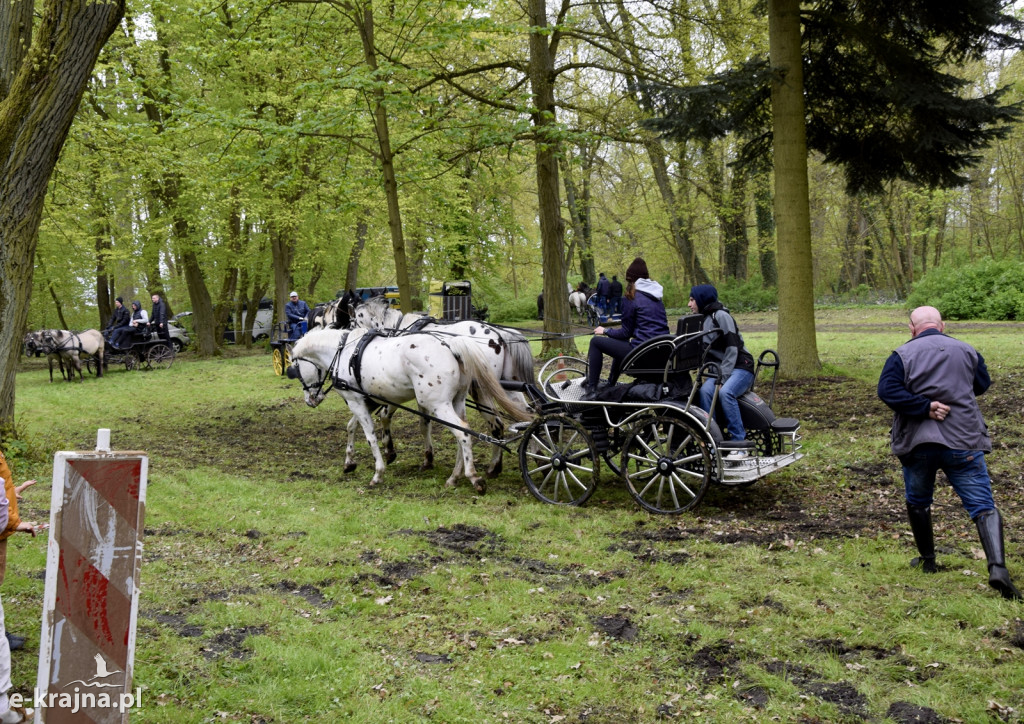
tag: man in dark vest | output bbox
[878,305,1020,600]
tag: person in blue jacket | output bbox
[585,257,669,392]
[285,291,311,339]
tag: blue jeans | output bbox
[699,369,755,440]
[898,444,995,519]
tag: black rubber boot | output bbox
[906,503,937,573]
[974,509,1022,601]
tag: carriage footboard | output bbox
[716,418,803,487]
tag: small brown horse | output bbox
[38,329,105,382]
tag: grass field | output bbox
[5,306,1024,723]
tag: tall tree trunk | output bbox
[721,168,749,280]
[94,204,113,329]
[270,219,294,331]
[345,214,368,292]
[407,224,426,311]
[214,187,243,334]
[753,170,777,287]
[0,0,125,429]
[350,0,412,312]
[561,150,595,285]
[768,0,820,376]
[529,0,573,355]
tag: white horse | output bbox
[287,325,530,493]
[350,296,536,477]
[38,329,105,381]
[569,290,588,324]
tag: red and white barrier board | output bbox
[34,431,147,723]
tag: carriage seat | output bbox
[616,314,704,386]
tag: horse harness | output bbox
[42,331,83,355]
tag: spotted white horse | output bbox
[350,296,536,477]
[287,325,530,493]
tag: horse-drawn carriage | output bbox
[515,316,803,513]
[285,299,804,514]
[106,324,175,371]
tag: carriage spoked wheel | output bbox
[124,350,141,371]
[621,414,712,514]
[272,344,292,376]
[600,416,651,478]
[518,415,599,507]
[147,343,174,370]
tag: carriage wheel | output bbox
[621,415,712,514]
[272,344,292,375]
[124,350,141,371]
[147,343,174,370]
[518,416,599,507]
[601,418,648,478]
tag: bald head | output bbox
[909,306,944,337]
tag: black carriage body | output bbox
[105,324,175,370]
[519,323,805,514]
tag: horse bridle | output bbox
[40,331,81,354]
[288,356,332,398]
[287,331,350,400]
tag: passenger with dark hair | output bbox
[104,297,130,337]
[585,257,669,392]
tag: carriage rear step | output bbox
[771,418,800,433]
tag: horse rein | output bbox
[40,331,82,355]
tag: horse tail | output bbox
[447,338,532,423]
[95,332,105,377]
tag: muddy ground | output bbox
[35,322,1024,723]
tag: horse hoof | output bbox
[385,452,397,465]
[486,464,502,479]
[344,463,357,473]
[445,480,457,489]
[419,461,434,471]
[473,480,487,494]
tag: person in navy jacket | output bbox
[286,291,311,339]
[585,257,669,392]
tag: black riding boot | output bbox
[974,509,1022,601]
[906,503,937,573]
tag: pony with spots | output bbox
[287,325,530,493]
[350,295,536,477]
